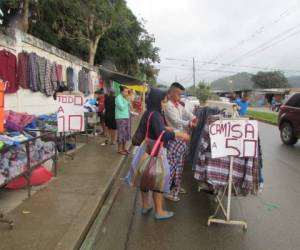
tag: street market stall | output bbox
[190,103,263,231]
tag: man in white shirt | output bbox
[164,82,197,202]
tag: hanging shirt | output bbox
[28,52,39,92]
[0,50,18,93]
[44,60,53,96]
[66,66,74,91]
[17,52,29,89]
[51,62,58,92]
[73,68,78,91]
[37,55,47,92]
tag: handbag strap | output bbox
[145,112,154,142]
[150,130,165,157]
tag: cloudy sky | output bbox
[126,0,300,86]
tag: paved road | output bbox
[93,123,300,250]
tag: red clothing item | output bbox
[0,50,18,93]
[17,52,29,89]
[98,95,105,112]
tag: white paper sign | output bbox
[209,120,258,159]
[57,95,85,132]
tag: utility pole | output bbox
[193,57,196,89]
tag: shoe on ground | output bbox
[164,193,180,202]
[154,211,174,220]
[141,207,153,215]
[179,187,187,194]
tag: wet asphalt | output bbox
[93,122,300,250]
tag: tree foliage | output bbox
[251,71,290,89]
[0,0,160,82]
[188,81,213,104]
[0,0,32,32]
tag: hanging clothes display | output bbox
[0,50,18,93]
[44,59,53,96]
[17,52,29,89]
[78,68,92,96]
[28,52,39,92]
[37,56,47,92]
[66,66,75,91]
[73,68,78,92]
[193,115,261,195]
[188,106,220,168]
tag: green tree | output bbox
[251,71,290,89]
[189,81,213,104]
[1,0,160,80]
[95,8,160,81]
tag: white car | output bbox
[181,96,200,114]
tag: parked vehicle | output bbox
[278,93,300,145]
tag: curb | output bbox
[54,151,129,250]
[248,116,277,126]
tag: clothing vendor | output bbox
[164,82,197,202]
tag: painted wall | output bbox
[0,30,99,115]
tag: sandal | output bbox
[117,151,127,155]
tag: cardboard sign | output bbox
[209,120,258,159]
[56,95,85,132]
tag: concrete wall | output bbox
[0,30,99,115]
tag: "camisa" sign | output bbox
[209,119,258,159]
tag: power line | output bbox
[161,60,300,73]
[205,3,300,64]
[228,23,300,64]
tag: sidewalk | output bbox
[0,117,139,250]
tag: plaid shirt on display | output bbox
[194,117,259,195]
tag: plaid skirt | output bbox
[167,139,188,185]
[116,118,131,143]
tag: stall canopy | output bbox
[99,66,144,86]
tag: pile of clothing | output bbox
[0,138,55,186]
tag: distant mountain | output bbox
[210,72,254,91]
[287,76,300,87]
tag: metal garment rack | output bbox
[207,107,248,231]
[59,132,77,160]
[0,130,58,229]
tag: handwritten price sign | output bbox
[56,95,85,132]
[209,120,258,159]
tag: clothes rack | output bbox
[206,106,249,231]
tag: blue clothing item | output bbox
[235,99,249,116]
